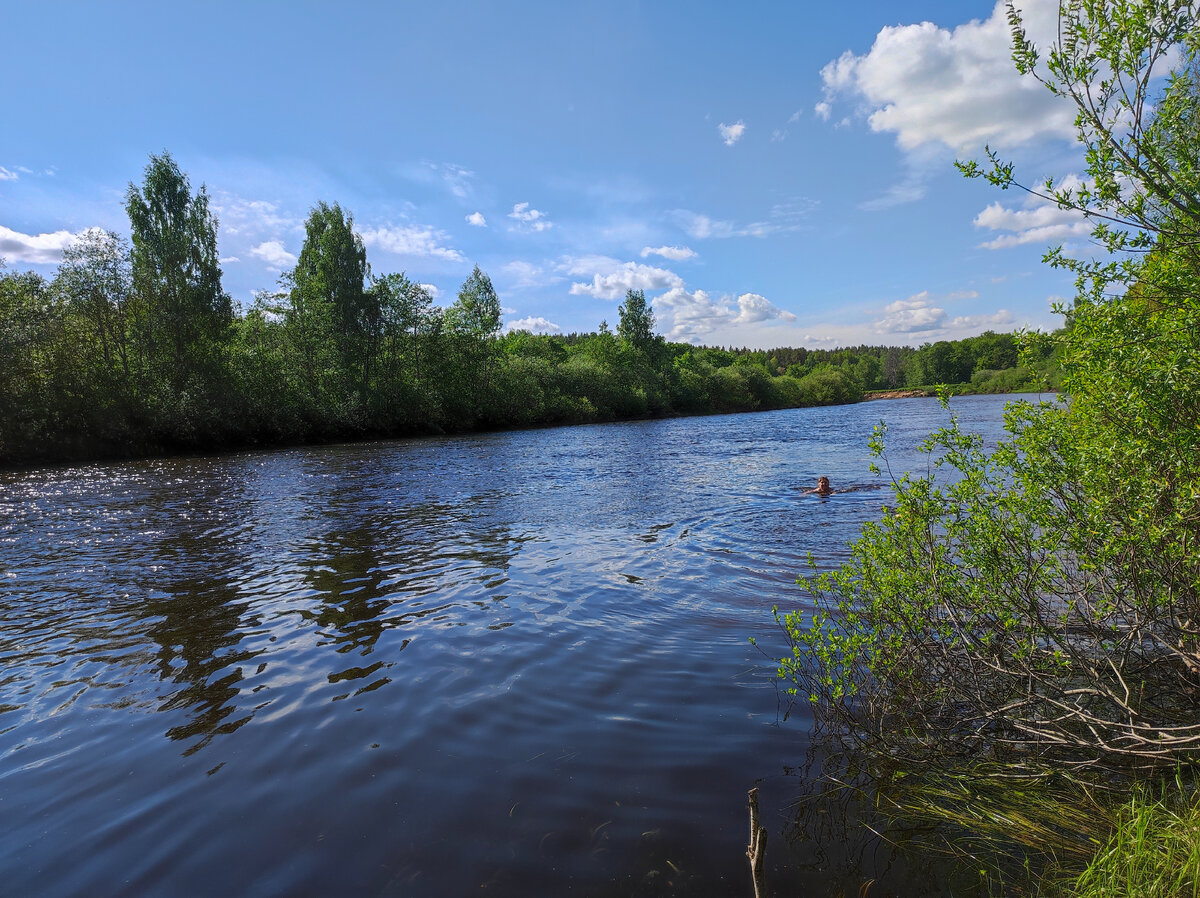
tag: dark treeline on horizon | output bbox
[0,153,1055,467]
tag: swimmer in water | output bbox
[803,476,834,496]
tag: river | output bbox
[0,394,1038,896]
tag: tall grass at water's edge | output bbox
[857,767,1200,896]
[1064,781,1200,898]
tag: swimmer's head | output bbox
[816,476,831,494]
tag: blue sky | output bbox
[1,0,1092,348]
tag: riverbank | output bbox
[1,381,1050,472]
[862,388,933,400]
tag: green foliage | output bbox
[447,265,501,339]
[776,14,1200,893]
[125,152,231,395]
[288,201,371,403]
[0,153,1045,466]
[616,288,657,349]
[1066,779,1200,898]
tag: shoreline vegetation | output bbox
[777,3,1200,896]
[0,160,1057,469]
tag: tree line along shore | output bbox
[0,156,1055,469]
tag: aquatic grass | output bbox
[870,768,1200,898]
[864,766,1106,894]
[1064,780,1200,898]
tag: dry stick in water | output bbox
[747,787,767,898]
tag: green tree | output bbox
[446,265,501,339]
[55,229,138,396]
[0,263,56,461]
[782,0,1200,779]
[616,288,656,348]
[288,201,371,400]
[125,152,231,394]
[436,265,502,424]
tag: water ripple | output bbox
[0,395,1029,896]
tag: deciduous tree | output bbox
[125,152,231,393]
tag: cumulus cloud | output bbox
[872,290,1014,338]
[419,283,441,300]
[657,287,728,340]
[875,293,948,333]
[718,120,747,146]
[0,224,81,264]
[465,211,487,227]
[973,195,1092,249]
[657,286,796,341]
[734,292,798,324]
[509,202,552,232]
[816,0,1073,152]
[506,316,562,335]
[360,224,464,261]
[569,262,684,300]
[641,245,697,262]
[248,240,297,269]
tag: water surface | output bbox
[0,395,1035,896]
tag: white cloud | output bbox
[0,224,81,264]
[672,202,815,239]
[419,283,441,299]
[248,240,297,269]
[506,316,562,335]
[734,292,798,324]
[872,290,1014,338]
[557,254,622,277]
[875,293,947,333]
[657,287,728,340]
[219,256,241,264]
[0,167,19,182]
[210,194,301,237]
[773,110,803,142]
[948,309,1016,331]
[858,154,936,210]
[673,210,735,239]
[718,120,747,146]
[973,195,1092,249]
[569,262,684,300]
[509,202,552,232]
[432,162,474,199]
[360,224,464,261]
[656,286,796,341]
[641,245,697,262]
[816,0,1073,152]
[465,211,487,227]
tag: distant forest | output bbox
[0,153,1057,467]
